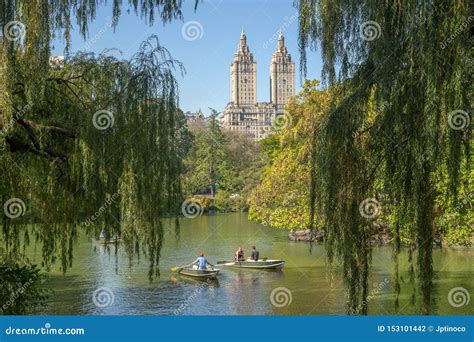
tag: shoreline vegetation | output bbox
[177,199,472,249]
[287,225,473,248]
[245,81,472,251]
[184,83,471,249]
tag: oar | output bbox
[217,260,233,265]
[170,264,189,272]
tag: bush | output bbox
[0,260,49,315]
[213,191,247,212]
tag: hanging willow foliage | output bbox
[1,0,197,278]
[296,0,472,314]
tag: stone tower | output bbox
[221,31,296,141]
[270,32,295,109]
[230,30,257,106]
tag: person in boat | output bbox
[250,246,259,261]
[235,247,245,261]
[191,252,214,270]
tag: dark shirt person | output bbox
[250,246,259,261]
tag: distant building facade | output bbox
[221,31,295,141]
[49,55,65,68]
[184,109,205,124]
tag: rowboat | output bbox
[177,267,220,279]
[96,237,122,244]
[218,259,285,269]
[97,229,121,244]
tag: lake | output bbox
[29,213,472,315]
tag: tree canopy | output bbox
[1,1,197,279]
[249,80,335,230]
[183,110,264,202]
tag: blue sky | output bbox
[52,0,322,115]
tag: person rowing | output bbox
[191,252,214,270]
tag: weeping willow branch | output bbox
[1,34,188,280]
[297,0,471,314]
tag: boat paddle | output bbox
[170,264,190,272]
[216,260,232,265]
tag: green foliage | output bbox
[0,259,49,315]
[183,109,232,196]
[257,134,280,165]
[249,80,334,230]
[0,1,197,281]
[185,195,213,212]
[213,191,246,212]
[296,0,472,314]
[0,37,184,271]
[434,156,473,247]
[224,130,265,197]
[183,111,264,206]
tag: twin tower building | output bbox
[220,30,295,141]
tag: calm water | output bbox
[29,213,472,315]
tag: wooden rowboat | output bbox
[177,267,220,279]
[218,259,285,269]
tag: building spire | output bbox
[239,28,248,52]
[277,31,284,49]
[240,28,246,40]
